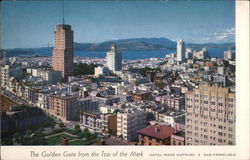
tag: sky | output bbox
[1,0,235,49]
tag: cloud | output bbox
[213,27,235,42]
[198,27,235,43]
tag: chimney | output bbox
[155,126,160,133]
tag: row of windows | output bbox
[193,95,234,101]
[187,137,234,144]
[187,126,234,134]
[187,97,234,103]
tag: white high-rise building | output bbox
[106,44,122,73]
[177,39,185,62]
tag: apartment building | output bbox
[48,93,78,121]
[117,109,146,141]
[185,84,235,145]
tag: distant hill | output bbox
[4,37,235,56]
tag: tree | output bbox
[74,125,80,130]
[222,60,230,68]
[58,122,65,128]
[91,132,98,140]
[13,132,20,140]
[25,130,32,136]
[82,128,91,140]
[73,63,98,76]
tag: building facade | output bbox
[52,24,74,80]
[117,109,146,141]
[95,66,110,77]
[185,84,235,145]
[48,93,78,121]
[224,50,235,61]
[106,44,122,73]
[193,48,209,60]
[176,39,185,62]
[0,64,23,89]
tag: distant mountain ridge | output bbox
[4,37,235,55]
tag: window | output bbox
[229,127,233,132]
[187,125,192,129]
[229,134,233,139]
[149,142,152,145]
[211,102,216,105]
[156,139,160,143]
[187,137,192,141]
[218,138,223,142]
[148,137,152,141]
[173,140,176,145]
[229,121,234,124]
[187,131,192,135]
[228,98,234,102]
[218,132,223,136]
[178,142,182,145]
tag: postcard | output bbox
[0,0,249,160]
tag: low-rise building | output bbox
[1,106,46,136]
[95,66,110,77]
[193,48,209,60]
[137,124,176,145]
[78,97,99,112]
[48,93,78,121]
[130,90,152,101]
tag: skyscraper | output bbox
[177,39,185,62]
[106,44,122,73]
[185,84,235,145]
[52,24,74,80]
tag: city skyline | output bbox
[2,1,235,49]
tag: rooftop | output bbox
[137,124,176,140]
